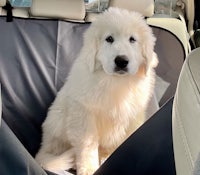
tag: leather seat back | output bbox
[173,48,200,175]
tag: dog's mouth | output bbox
[114,67,128,75]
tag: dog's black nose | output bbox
[114,55,129,69]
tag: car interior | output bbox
[0,0,200,175]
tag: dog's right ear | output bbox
[80,26,98,73]
[142,31,158,74]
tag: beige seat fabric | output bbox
[0,0,29,18]
[1,9,29,18]
[0,0,5,6]
[0,0,6,15]
[30,0,85,21]
[12,8,29,18]
[183,0,195,36]
[173,48,200,175]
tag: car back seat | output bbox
[0,0,185,153]
[0,0,190,175]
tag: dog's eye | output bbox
[105,36,114,43]
[129,36,136,43]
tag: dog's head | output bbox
[81,7,158,76]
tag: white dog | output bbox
[35,8,158,175]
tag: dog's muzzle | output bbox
[114,55,129,74]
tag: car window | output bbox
[84,0,109,12]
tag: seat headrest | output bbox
[109,0,154,17]
[0,0,6,7]
[30,0,85,20]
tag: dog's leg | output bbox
[75,141,99,175]
[68,125,99,175]
[64,101,100,175]
[35,148,75,172]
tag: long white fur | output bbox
[35,8,158,175]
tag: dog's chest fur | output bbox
[63,67,153,156]
[85,76,147,154]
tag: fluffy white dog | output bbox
[36,8,158,175]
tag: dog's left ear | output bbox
[142,35,158,74]
[80,26,98,73]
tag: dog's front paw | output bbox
[75,143,99,175]
[77,158,99,175]
[78,166,97,175]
